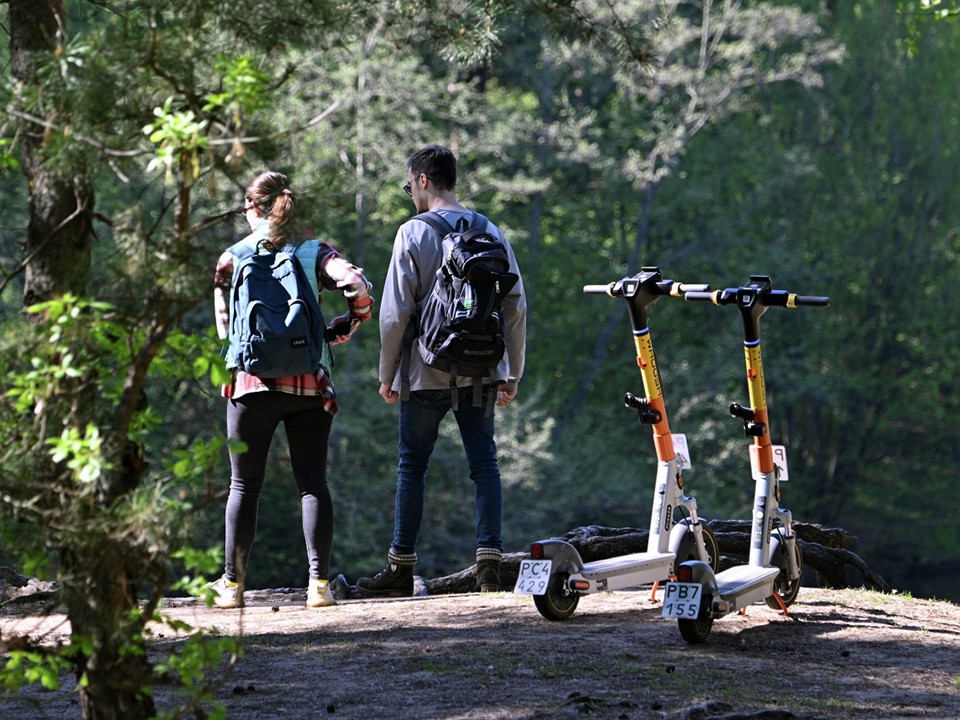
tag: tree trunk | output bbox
[61,545,157,720]
[8,5,155,719]
[9,0,94,308]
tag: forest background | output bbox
[1,0,958,618]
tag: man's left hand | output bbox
[496,385,517,407]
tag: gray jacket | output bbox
[379,209,527,392]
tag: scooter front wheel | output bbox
[674,520,720,572]
[765,541,803,609]
[677,593,713,644]
[533,573,579,621]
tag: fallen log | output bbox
[393,521,889,597]
[708,520,857,549]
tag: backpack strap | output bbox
[450,362,460,411]
[290,239,321,297]
[466,212,488,233]
[413,211,455,238]
[414,210,489,237]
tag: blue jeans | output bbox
[392,387,503,555]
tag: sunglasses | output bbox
[403,174,430,196]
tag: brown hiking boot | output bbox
[476,560,501,592]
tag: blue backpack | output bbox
[225,236,332,378]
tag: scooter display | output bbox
[515,267,719,621]
[662,275,829,643]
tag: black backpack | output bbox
[403,211,518,411]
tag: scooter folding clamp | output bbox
[729,402,765,437]
[624,392,662,425]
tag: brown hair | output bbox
[407,145,457,191]
[245,171,297,246]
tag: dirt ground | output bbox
[1,583,959,720]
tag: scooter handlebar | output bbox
[684,288,831,308]
[583,279,828,308]
[583,280,710,298]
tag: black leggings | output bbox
[224,392,334,583]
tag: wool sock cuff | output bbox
[388,549,418,567]
[476,547,502,564]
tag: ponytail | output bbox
[267,188,295,245]
[244,172,298,246]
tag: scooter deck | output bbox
[714,565,780,609]
[581,551,674,581]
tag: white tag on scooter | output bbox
[772,445,789,480]
[672,433,692,470]
[749,444,790,480]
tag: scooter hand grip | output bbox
[677,283,710,294]
[794,295,831,307]
[583,283,615,295]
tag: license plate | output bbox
[661,582,703,619]
[513,559,552,595]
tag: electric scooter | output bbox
[662,275,829,643]
[514,267,719,621]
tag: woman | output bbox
[207,171,374,609]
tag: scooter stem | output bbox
[615,268,676,462]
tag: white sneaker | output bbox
[307,578,336,607]
[204,575,244,609]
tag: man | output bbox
[357,144,527,597]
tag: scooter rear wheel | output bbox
[765,541,803,609]
[677,593,713,644]
[533,573,579,621]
